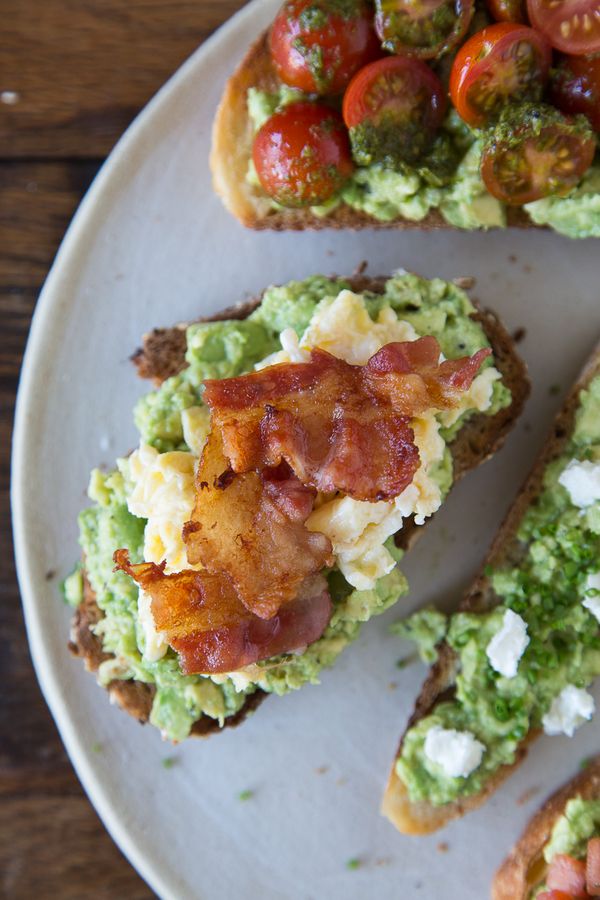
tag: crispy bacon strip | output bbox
[114,551,332,675]
[183,431,333,619]
[203,339,491,502]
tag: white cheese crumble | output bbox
[583,571,600,622]
[424,725,485,778]
[485,609,529,678]
[542,685,595,737]
[559,459,600,508]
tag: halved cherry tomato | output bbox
[252,102,354,207]
[527,0,600,55]
[450,23,551,127]
[551,53,600,131]
[270,0,380,95]
[374,0,475,58]
[537,892,581,899]
[342,56,446,166]
[547,853,589,897]
[481,104,596,204]
[486,0,527,23]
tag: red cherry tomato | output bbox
[481,107,596,204]
[551,53,600,130]
[270,0,380,95]
[374,0,475,58]
[450,23,552,126]
[342,56,446,166]
[537,892,581,900]
[252,102,354,207]
[486,0,527,23]
[547,853,588,897]
[527,0,600,54]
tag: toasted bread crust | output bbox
[493,756,600,900]
[70,275,528,736]
[382,343,600,835]
[210,31,536,232]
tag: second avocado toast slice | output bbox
[66,271,528,742]
[384,340,600,835]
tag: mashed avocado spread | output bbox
[396,376,600,807]
[247,87,600,238]
[67,273,510,741]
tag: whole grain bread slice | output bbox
[381,342,600,835]
[70,275,529,736]
[492,755,600,900]
[210,32,535,232]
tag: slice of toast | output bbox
[210,32,534,231]
[382,342,600,835]
[493,756,600,900]
[69,275,529,735]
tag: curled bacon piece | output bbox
[114,550,332,675]
[203,338,491,503]
[183,431,333,619]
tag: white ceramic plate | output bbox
[12,1,600,897]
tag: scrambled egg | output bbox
[307,411,445,589]
[127,443,198,661]
[126,289,498,664]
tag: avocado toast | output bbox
[493,756,600,899]
[211,2,600,238]
[66,271,528,742]
[383,341,600,835]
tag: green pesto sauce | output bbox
[246,87,600,238]
[397,376,600,807]
[76,273,510,741]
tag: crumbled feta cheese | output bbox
[559,459,600,508]
[583,571,600,622]
[542,685,595,737]
[486,609,529,678]
[424,725,485,778]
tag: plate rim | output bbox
[11,2,270,897]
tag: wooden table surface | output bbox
[1,3,248,896]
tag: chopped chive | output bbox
[346,858,361,870]
[238,789,254,801]
[91,742,103,753]
[580,756,592,770]
[162,756,177,769]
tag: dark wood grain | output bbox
[0,0,248,158]
[2,2,248,896]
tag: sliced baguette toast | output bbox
[382,342,600,835]
[69,275,529,735]
[493,756,600,900]
[210,32,534,231]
